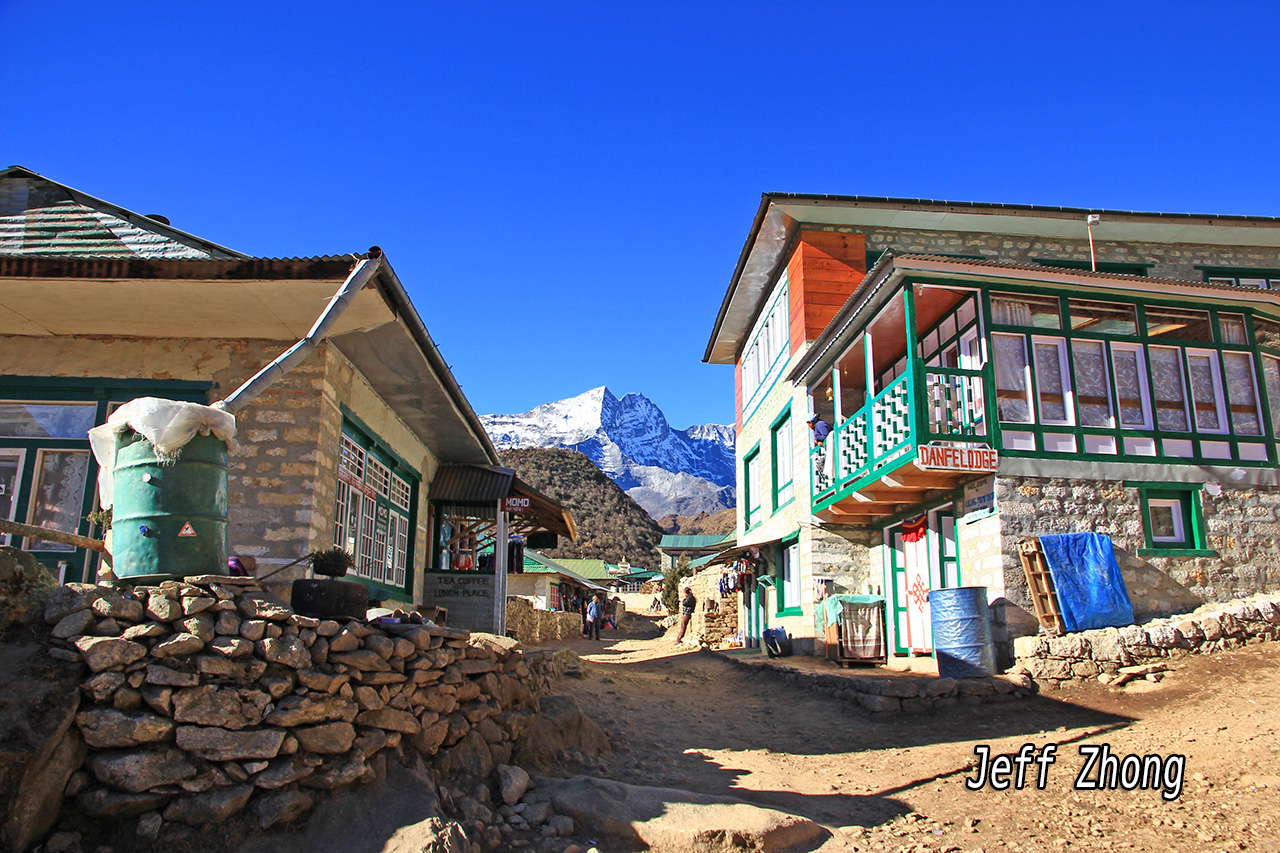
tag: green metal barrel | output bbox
[110,431,229,580]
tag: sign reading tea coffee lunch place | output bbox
[915,443,998,472]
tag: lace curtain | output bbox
[1149,346,1190,432]
[993,334,1032,423]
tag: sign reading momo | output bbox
[503,496,531,514]
[916,444,998,473]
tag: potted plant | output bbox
[308,548,354,578]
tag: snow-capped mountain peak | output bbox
[480,387,736,519]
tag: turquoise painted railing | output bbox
[810,367,991,508]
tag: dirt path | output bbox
[539,617,1280,852]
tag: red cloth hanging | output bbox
[902,514,928,544]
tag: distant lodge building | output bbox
[705,193,1280,665]
[657,533,735,573]
[0,166,572,635]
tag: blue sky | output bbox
[4,2,1279,430]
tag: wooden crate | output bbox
[1018,537,1066,634]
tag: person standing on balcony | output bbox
[808,411,832,489]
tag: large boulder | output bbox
[533,775,828,853]
[510,694,611,770]
[0,639,84,853]
[0,547,58,630]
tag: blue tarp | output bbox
[1037,533,1135,632]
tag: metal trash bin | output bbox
[929,586,997,678]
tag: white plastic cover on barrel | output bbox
[88,397,239,509]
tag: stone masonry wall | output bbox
[808,224,1280,281]
[1013,594,1280,689]
[994,476,1280,621]
[42,575,540,839]
[686,565,739,645]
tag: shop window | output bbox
[333,425,415,590]
[771,412,793,510]
[1132,483,1213,556]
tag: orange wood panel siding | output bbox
[788,231,866,356]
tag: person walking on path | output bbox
[586,592,604,641]
[675,587,696,644]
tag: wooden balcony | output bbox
[811,367,996,523]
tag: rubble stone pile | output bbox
[1013,594,1280,689]
[39,574,566,845]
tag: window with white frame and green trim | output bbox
[985,286,1280,466]
[743,446,762,529]
[770,409,793,510]
[333,416,418,593]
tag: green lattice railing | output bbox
[811,367,992,509]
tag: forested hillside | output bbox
[502,447,664,569]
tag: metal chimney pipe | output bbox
[216,251,384,415]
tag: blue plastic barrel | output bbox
[928,586,996,678]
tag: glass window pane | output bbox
[1149,346,1190,432]
[1070,300,1138,335]
[1264,356,1280,438]
[1073,340,1113,427]
[1033,340,1070,424]
[993,334,1033,423]
[1255,316,1280,349]
[27,450,90,551]
[1111,346,1148,428]
[0,451,21,546]
[1145,307,1212,341]
[1148,499,1184,543]
[1219,314,1247,345]
[0,403,96,439]
[1223,351,1262,435]
[1187,352,1225,432]
[991,292,1061,328]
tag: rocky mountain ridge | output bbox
[481,387,735,518]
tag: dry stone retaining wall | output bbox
[1013,594,1280,689]
[42,574,541,839]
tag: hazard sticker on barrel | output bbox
[178,522,197,537]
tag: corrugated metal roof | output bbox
[0,166,247,260]
[431,465,516,504]
[658,534,728,550]
[551,558,615,580]
[523,550,608,590]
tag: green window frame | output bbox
[776,534,801,616]
[1034,258,1152,276]
[770,409,794,511]
[983,285,1279,467]
[1198,267,1280,291]
[333,411,419,596]
[0,376,210,582]
[742,445,762,529]
[1128,481,1215,557]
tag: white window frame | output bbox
[745,451,762,527]
[741,277,791,410]
[1109,342,1152,430]
[1147,497,1186,544]
[0,448,26,547]
[1032,336,1074,426]
[335,430,415,588]
[992,332,1034,424]
[1185,348,1228,434]
[1148,344,1192,433]
[1221,350,1264,437]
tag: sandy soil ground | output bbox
[539,615,1280,853]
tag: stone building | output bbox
[705,193,1280,664]
[0,166,570,625]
